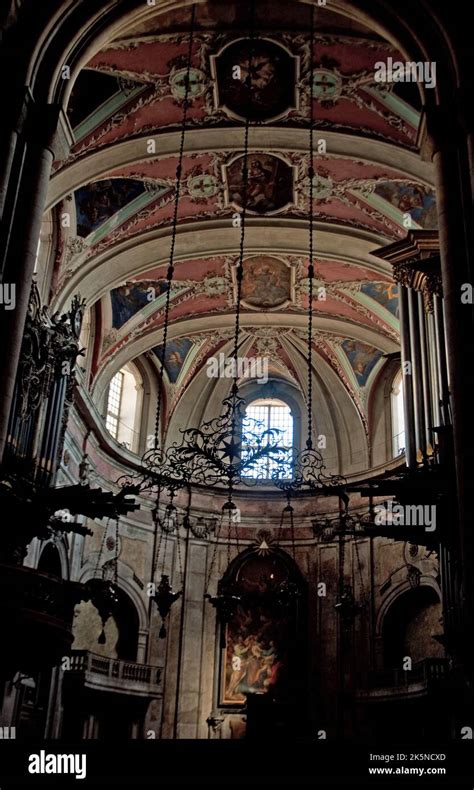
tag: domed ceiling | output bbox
[46,0,436,470]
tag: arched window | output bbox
[391,371,405,458]
[243,397,293,479]
[105,364,143,452]
[382,586,444,668]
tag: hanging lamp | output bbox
[86,517,120,644]
[146,3,198,634]
[273,4,347,502]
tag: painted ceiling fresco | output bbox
[225,153,295,215]
[211,38,298,121]
[65,153,435,261]
[96,252,397,426]
[75,179,146,237]
[67,71,148,133]
[48,0,436,433]
[340,340,384,387]
[374,183,437,230]
[111,281,169,329]
[153,338,195,383]
[240,257,292,308]
[58,30,419,163]
[359,283,399,318]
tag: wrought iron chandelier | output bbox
[273,4,347,504]
[115,2,356,634]
[118,4,348,510]
[119,2,283,503]
[116,3,284,636]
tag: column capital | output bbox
[2,86,74,161]
[25,102,74,161]
[417,105,466,161]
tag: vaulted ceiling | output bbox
[46,0,436,472]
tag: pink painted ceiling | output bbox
[49,0,433,426]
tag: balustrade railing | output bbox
[68,650,161,686]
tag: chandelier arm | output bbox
[226,506,232,569]
[160,518,170,577]
[151,484,164,581]
[278,493,289,547]
[289,499,296,561]
[175,517,185,587]
[113,517,119,586]
[94,516,110,579]
[205,503,225,595]
[230,0,255,450]
[159,491,176,577]
[176,483,193,589]
[141,7,197,642]
[233,502,241,556]
[338,495,347,602]
[306,3,316,451]
[354,534,367,608]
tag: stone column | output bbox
[0,99,73,464]
[0,127,19,222]
[0,89,32,273]
[137,630,148,663]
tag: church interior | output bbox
[1,0,473,757]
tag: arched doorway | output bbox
[37,542,63,578]
[382,585,444,668]
[72,581,139,661]
[218,548,307,738]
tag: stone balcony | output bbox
[63,650,162,699]
[356,658,450,701]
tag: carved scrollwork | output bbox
[188,515,218,539]
[421,272,443,314]
[8,281,86,481]
[392,263,414,289]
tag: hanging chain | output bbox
[226,508,232,568]
[226,0,256,566]
[148,4,196,589]
[176,488,192,589]
[231,0,255,420]
[276,493,293,554]
[113,517,119,586]
[153,3,196,450]
[306,3,316,450]
[150,484,163,577]
[338,496,346,601]
[289,501,296,561]
[233,503,241,558]
[205,511,224,593]
[94,517,110,579]
[160,518,171,576]
[353,533,367,608]
[175,499,187,586]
